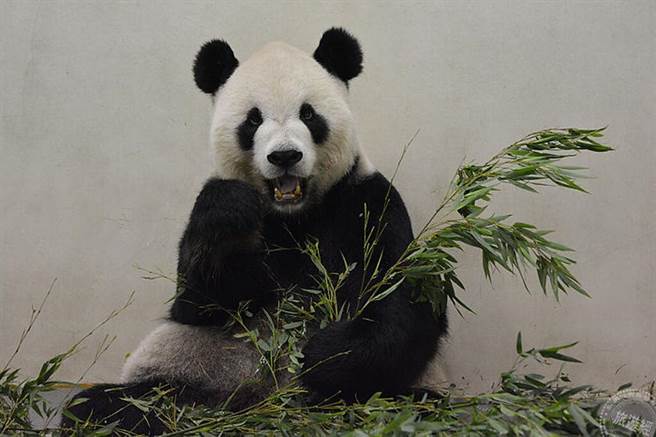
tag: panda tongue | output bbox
[278,175,298,194]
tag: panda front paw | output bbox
[300,321,363,399]
[187,178,263,241]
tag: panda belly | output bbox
[121,320,266,396]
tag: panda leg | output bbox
[60,381,172,435]
[60,379,269,434]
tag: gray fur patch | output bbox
[121,321,262,393]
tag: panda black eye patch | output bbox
[237,107,263,150]
[299,103,329,144]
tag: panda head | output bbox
[193,28,372,215]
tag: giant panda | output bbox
[62,28,447,434]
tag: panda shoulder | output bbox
[347,168,409,219]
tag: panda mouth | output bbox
[271,175,305,204]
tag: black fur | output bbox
[62,169,448,432]
[61,381,172,435]
[172,169,447,396]
[170,178,274,325]
[313,28,363,84]
[300,103,329,144]
[237,107,263,150]
[193,39,239,94]
[296,172,446,401]
[60,379,266,435]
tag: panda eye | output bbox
[300,104,315,121]
[246,108,263,126]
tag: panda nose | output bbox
[267,150,303,168]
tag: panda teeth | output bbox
[274,187,283,201]
[274,177,303,202]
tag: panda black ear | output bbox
[313,28,363,84]
[193,39,239,94]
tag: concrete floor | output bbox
[28,387,80,431]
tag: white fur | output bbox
[415,356,450,391]
[121,321,261,392]
[208,42,374,206]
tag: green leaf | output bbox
[568,404,591,437]
[516,332,523,354]
[257,339,272,352]
[538,350,582,363]
[282,321,304,330]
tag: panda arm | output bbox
[170,178,274,326]
[301,173,447,399]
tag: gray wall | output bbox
[1,0,654,393]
